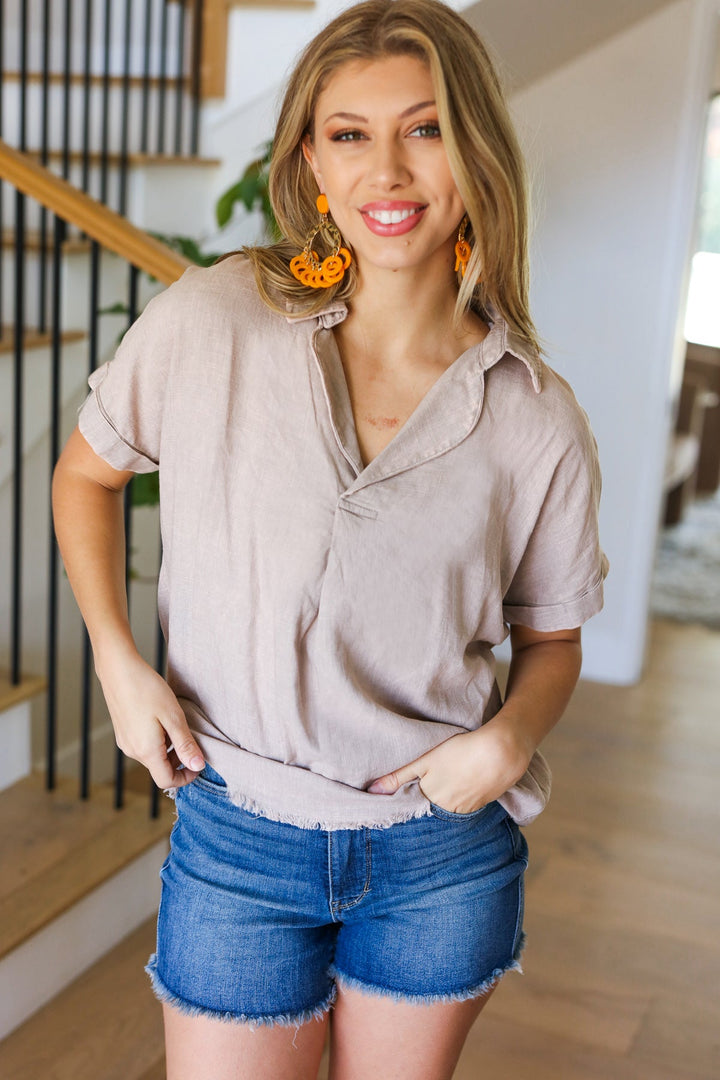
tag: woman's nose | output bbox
[367,138,411,188]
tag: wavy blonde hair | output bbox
[245,0,539,354]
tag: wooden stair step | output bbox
[0,327,86,355]
[2,71,192,91]
[2,227,91,254]
[0,917,166,1080]
[0,673,46,714]
[25,149,221,168]
[0,772,173,962]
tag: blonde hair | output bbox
[245,0,539,355]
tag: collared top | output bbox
[78,256,607,829]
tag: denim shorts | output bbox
[146,765,528,1028]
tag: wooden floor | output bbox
[1,618,718,1078]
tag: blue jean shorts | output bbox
[146,765,528,1028]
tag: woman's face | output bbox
[302,54,465,279]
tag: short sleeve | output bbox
[502,410,609,632]
[78,266,200,473]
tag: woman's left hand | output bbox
[367,722,532,814]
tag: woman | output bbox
[52,1,607,1077]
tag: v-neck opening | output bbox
[307,304,542,491]
[312,326,486,481]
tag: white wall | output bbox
[203,0,718,684]
[506,0,719,683]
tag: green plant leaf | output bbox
[98,302,130,316]
[215,140,277,237]
[130,471,160,507]
[216,180,246,227]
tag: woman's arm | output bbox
[367,625,581,813]
[52,427,204,788]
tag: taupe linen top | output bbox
[78,256,607,829]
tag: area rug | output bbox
[650,489,720,629]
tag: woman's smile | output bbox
[361,201,427,235]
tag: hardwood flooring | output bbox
[1,619,718,1078]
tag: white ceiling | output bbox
[464,0,680,89]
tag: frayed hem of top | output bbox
[328,932,526,1007]
[223,786,434,831]
[145,954,337,1029]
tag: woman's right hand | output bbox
[96,648,205,789]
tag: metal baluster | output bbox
[46,213,66,792]
[119,0,133,215]
[11,0,30,687]
[189,0,203,157]
[174,0,186,156]
[157,0,169,155]
[140,0,153,154]
[80,239,103,799]
[99,0,112,206]
[37,0,51,332]
[114,264,140,810]
[61,0,72,182]
[81,0,93,194]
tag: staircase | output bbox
[0,0,234,1047]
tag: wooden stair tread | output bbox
[0,917,166,1080]
[0,673,46,713]
[25,149,221,167]
[2,71,192,90]
[0,327,86,354]
[2,227,91,254]
[230,0,315,7]
[0,773,173,961]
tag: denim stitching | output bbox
[329,828,373,917]
[327,830,337,922]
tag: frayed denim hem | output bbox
[145,954,337,1031]
[329,930,526,1008]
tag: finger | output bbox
[146,744,200,790]
[163,712,205,772]
[367,761,422,795]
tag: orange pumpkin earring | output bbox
[290,194,352,289]
[454,216,472,277]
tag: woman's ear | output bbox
[302,136,323,191]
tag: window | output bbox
[684,94,720,346]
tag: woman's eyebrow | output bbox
[322,100,437,125]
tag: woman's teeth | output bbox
[366,207,422,224]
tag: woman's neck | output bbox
[338,260,487,372]
[343,257,483,367]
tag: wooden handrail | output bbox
[0,140,192,285]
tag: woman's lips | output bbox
[360,202,427,236]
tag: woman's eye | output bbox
[409,123,441,138]
[330,129,367,142]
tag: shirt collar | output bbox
[478,308,543,393]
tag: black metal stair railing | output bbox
[1,0,204,814]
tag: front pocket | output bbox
[192,764,229,796]
[428,800,491,821]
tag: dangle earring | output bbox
[454,216,472,278]
[290,194,352,289]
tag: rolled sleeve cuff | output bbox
[78,391,159,474]
[502,572,606,632]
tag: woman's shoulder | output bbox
[166,253,272,320]
[147,253,305,343]
[487,350,597,452]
